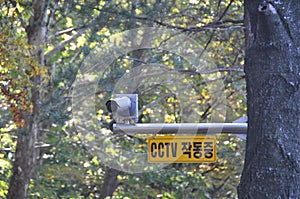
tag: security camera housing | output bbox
[106,94,138,123]
[106,97,131,114]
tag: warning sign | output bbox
[147,135,216,163]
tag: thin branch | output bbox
[200,31,215,58]
[48,27,79,40]
[35,143,52,149]
[138,93,173,115]
[199,67,244,74]
[201,164,219,176]
[218,0,235,21]
[45,28,86,62]
[45,0,112,62]
[0,148,14,151]
[217,0,222,15]
[100,9,244,32]
[214,176,230,192]
[153,18,244,32]
[46,0,59,32]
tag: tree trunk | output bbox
[238,0,300,198]
[7,1,49,198]
[99,167,120,199]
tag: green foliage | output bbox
[29,132,105,199]
[0,133,15,197]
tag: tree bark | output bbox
[238,0,300,198]
[99,167,120,199]
[7,1,49,198]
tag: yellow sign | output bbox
[148,135,216,163]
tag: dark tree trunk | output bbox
[99,167,120,199]
[238,0,300,198]
[7,0,49,198]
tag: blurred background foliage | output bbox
[0,0,245,198]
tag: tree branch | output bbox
[45,28,85,62]
[45,0,112,62]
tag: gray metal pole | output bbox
[113,123,247,134]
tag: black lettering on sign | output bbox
[151,143,157,158]
[182,142,192,158]
[165,142,170,157]
[171,143,177,157]
[193,142,202,159]
[204,149,213,158]
[204,142,213,158]
[158,142,164,157]
[163,142,178,157]
[150,141,179,159]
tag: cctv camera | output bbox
[106,96,131,115]
[106,94,138,123]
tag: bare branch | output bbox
[101,9,244,32]
[218,0,235,21]
[200,67,244,74]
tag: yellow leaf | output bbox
[171,8,180,13]
[135,8,142,15]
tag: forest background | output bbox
[1,0,247,198]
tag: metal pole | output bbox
[113,123,247,135]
